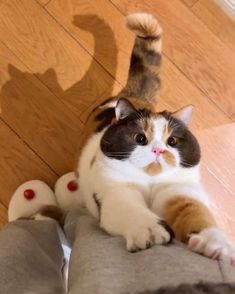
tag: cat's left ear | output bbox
[115,98,136,120]
[172,105,194,125]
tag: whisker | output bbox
[136,110,145,120]
[180,160,193,167]
[102,139,112,145]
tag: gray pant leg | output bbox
[64,211,235,294]
[0,219,65,294]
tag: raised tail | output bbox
[118,13,162,104]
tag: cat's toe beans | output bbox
[188,235,201,250]
[188,234,207,253]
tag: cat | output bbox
[76,13,235,263]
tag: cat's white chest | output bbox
[78,131,208,218]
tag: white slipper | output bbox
[8,179,72,288]
[54,172,85,213]
[8,180,57,222]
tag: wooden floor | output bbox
[0,0,234,242]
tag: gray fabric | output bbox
[139,282,235,294]
[0,219,65,294]
[65,211,235,294]
[0,212,234,294]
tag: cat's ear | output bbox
[115,98,136,120]
[172,105,193,125]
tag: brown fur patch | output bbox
[162,150,176,166]
[40,205,65,228]
[163,196,216,243]
[118,15,162,105]
[161,111,201,168]
[144,162,162,176]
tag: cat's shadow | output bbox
[0,14,118,175]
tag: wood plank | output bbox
[0,202,8,229]
[192,0,235,52]
[111,0,235,117]
[0,0,113,116]
[0,41,82,175]
[0,120,57,207]
[180,0,198,8]
[36,0,51,6]
[155,59,231,131]
[80,81,121,123]
[46,0,130,84]
[48,0,231,130]
[196,123,235,244]
[196,123,235,196]
[201,164,235,245]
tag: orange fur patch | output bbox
[163,196,216,243]
[144,162,162,176]
[162,150,176,166]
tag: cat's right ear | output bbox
[115,98,136,120]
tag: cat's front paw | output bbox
[126,215,174,252]
[188,228,235,266]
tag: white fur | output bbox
[76,115,234,260]
[188,227,235,264]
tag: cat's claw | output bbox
[188,228,235,266]
[126,216,173,252]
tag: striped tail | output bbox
[118,13,162,105]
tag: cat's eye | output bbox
[134,133,148,145]
[167,136,177,147]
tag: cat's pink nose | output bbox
[152,147,164,157]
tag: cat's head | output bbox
[100,98,200,175]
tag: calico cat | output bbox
[76,13,235,263]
